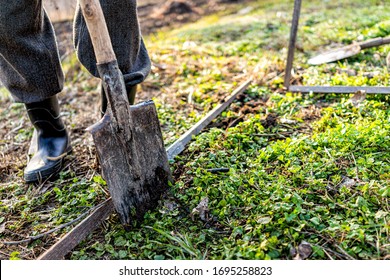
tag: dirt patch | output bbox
[138,0,247,34]
[261,112,279,128]
[157,1,197,16]
[296,105,322,122]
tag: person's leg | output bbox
[74,0,151,113]
[0,0,64,103]
[0,0,70,182]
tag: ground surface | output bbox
[0,0,389,260]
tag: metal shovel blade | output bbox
[308,44,361,65]
[87,61,171,228]
[308,36,390,65]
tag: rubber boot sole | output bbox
[24,146,72,183]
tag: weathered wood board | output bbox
[38,199,114,260]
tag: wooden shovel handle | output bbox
[79,0,116,64]
[360,36,390,49]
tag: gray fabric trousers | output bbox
[0,0,151,104]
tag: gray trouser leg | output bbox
[0,0,151,104]
[0,0,64,104]
[74,0,151,88]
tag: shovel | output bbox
[79,0,171,228]
[308,36,390,65]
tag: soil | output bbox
[139,0,244,34]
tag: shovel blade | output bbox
[88,101,171,228]
[308,44,361,65]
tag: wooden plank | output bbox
[283,0,302,89]
[38,198,114,260]
[166,78,252,161]
[37,79,252,260]
[288,85,390,94]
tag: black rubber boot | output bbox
[24,96,71,183]
[100,83,137,117]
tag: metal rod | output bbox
[284,0,302,89]
[289,85,390,94]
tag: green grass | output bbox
[181,94,389,259]
[1,0,389,260]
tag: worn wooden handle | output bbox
[79,0,116,64]
[360,36,390,49]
